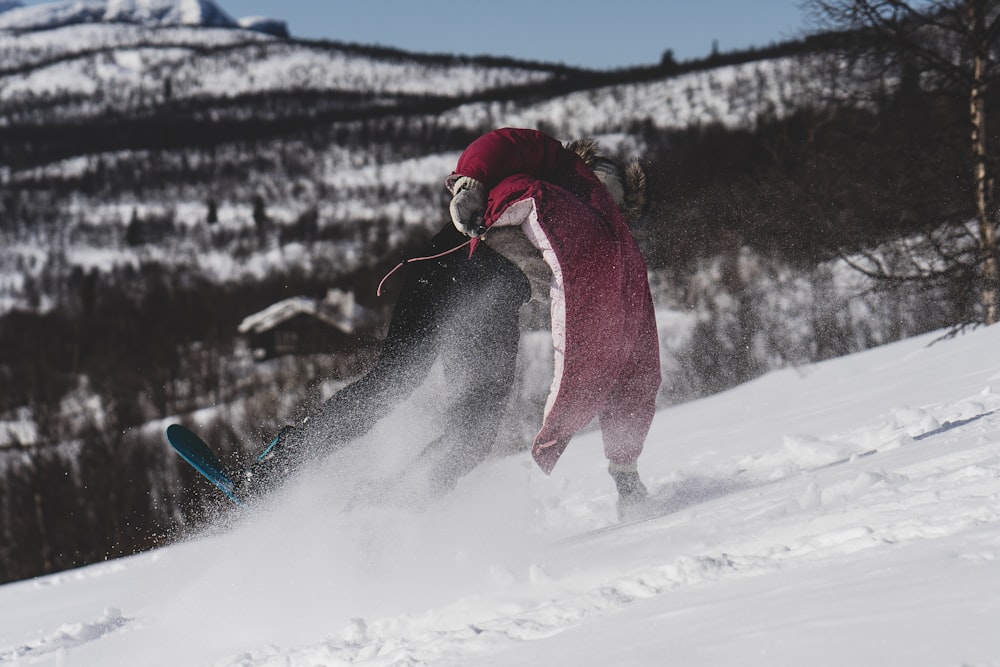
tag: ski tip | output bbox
[165,423,197,444]
[165,423,186,443]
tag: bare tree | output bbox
[808,0,1000,324]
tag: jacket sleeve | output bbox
[446,128,570,191]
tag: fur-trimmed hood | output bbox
[565,137,648,223]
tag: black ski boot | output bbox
[609,463,649,521]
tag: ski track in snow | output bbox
[2,328,1000,666]
[0,606,129,663]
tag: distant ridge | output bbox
[0,0,286,36]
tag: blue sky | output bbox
[17,0,811,69]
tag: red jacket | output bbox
[449,128,661,473]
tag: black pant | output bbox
[298,225,531,491]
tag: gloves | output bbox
[448,176,487,237]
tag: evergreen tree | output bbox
[206,198,218,225]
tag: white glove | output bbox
[448,176,487,237]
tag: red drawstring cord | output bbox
[376,237,474,297]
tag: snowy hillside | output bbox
[0,25,556,110]
[0,17,830,320]
[0,0,272,33]
[441,55,819,135]
[2,324,999,666]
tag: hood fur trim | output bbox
[566,137,648,224]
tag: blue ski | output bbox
[166,424,243,505]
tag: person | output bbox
[238,128,661,517]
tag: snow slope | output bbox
[0,0,237,31]
[2,325,1000,666]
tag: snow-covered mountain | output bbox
[0,0,286,36]
[2,324,999,666]
[0,0,104,30]
[0,12,838,323]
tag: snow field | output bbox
[1,326,1000,666]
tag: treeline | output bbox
[0,415,176,583]
[640,100,972,271]
[0,260,397,583]
[0,90,474,169]
[0,253,408,414]
[0,26,856,169]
